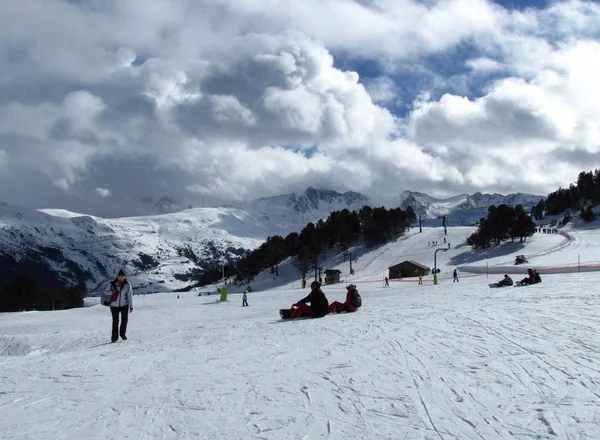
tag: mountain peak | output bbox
[250,188,369,214]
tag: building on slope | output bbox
[388,261,430,279]
[324,269,342,284]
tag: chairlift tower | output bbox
[433,243,451,285]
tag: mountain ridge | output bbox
[0,188,543,294]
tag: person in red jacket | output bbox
[291,281,329,318]
[328,284,359,314]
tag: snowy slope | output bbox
[1,220,600,439]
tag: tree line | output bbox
[467,204,537,249]
[0,275,88,312]
[198,206,416,286]
[531,169,600,221]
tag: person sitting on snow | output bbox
[496,274,513,287]
[291,281,329,318]
[519,268,535,285]
[328,284,360,314]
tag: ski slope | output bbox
[1,220,600,439]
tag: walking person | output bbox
[418,275,423,285]
[108,269,133,343]
[384,276,389,287]
[453,268,459,283]
[242,289,249,306]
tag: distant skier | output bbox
[384,277,389,287]
[242,289,249,307]
[418,275,423,285]
[107,269,133,343]
[453,269,459,283]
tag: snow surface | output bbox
[2,219,600,439]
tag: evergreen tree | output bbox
[511,205,536,242]
[292,246,314,281]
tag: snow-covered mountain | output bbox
[397,190,543,225]
[0,188,370,294]
[0,187,546,294]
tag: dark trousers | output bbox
[242,299,248,306]
[110,306,129,341]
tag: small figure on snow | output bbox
[107,269,133,343]
[328,284,361,314]
[453,269,459,283]
[518,269,541,286]
[496,274,513,287]
[384,276,389,287]
[242,289,249,307]
[418,275,423,285]
[291,281,329,319]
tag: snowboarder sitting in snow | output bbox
[328,284,361,314]
[519,268,538,285]
[291,281,329,319]
[496,274,513,287]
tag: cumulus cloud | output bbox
[0,0,598,215]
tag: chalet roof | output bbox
[388,260,430,271]
[324,269,342,274]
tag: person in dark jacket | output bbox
[328,284,359,314]
[292,281,329,318]
[496,274,513,287]
[107,269,133,342]
[519,268,535,285]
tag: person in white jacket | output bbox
[109,269,133,342]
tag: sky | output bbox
[2,218,600,439]
[1,0,599,217]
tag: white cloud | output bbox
[465,57,503,72]
[364,77,400,104]
[0,0,599,215]
[96,188,111,198]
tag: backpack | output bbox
[350,289,362,308]
[101,292,112,306]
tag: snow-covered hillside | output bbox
[0,187,555,295]
[0,188,369,294]
[1,217,600,440]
